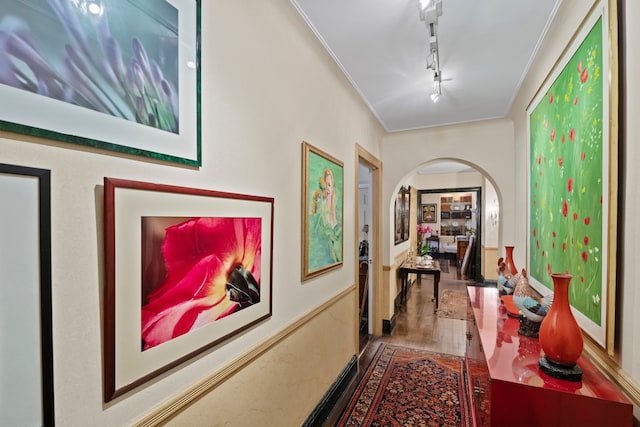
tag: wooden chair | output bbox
[460,235,474,279]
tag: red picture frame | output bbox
[103,178,273,401]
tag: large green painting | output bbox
[529,17,604,326]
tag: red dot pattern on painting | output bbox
[532,45,602,309]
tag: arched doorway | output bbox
[406,159,502,283]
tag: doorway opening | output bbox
[417,187,484,282]
[356,145,382,355]
[358,163,372,352]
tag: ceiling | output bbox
[290,0,561,132]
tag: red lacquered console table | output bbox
[465,286,633,427]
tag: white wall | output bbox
[382,119,516,265]
[484,178,500,248]
[413,171,484,191]
[0,0,385,424]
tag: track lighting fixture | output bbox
[418,0,443,103]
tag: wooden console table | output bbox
[465,286,632,426]
[398,260,441,311]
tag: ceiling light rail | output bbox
[418,0,443,102]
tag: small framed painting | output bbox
[0,0,201,166]
[394,186,410,245]
[301,141,344,280]
[104,178,274,401]
[422,203,437,223]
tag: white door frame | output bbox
[355,144,382,342]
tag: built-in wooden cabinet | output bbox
[440,194,473,235]
[465,286,633,427]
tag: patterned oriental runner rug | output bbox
[337,344,470,427]
[438,289,473,320]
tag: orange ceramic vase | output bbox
[539,274,583,366]
[504,246,518,275]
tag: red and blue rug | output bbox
[337,344,470,426]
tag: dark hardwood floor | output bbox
[324,258,479,426]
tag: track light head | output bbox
[418,0,434,12]
[418,0,442,23]
[430,73,442,103]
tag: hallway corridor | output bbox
[325,259,479,425]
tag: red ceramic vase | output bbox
[539,274,584,366]
[504,246,518,275]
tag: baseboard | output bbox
[385,279,407,335]
[383,311,397,335]
[302,355,358,427]
[393,287,404,312]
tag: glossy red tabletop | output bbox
[467,286,631,403]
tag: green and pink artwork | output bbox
[302,142,344,280]
[529,17,604,325]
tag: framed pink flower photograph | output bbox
[104,178,273,401]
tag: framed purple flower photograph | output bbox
[104,178,273,401]
[0,0,201,166]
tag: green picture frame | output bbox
[301,141,344,281]
[0,0,201,166]
[526,1,618,352]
